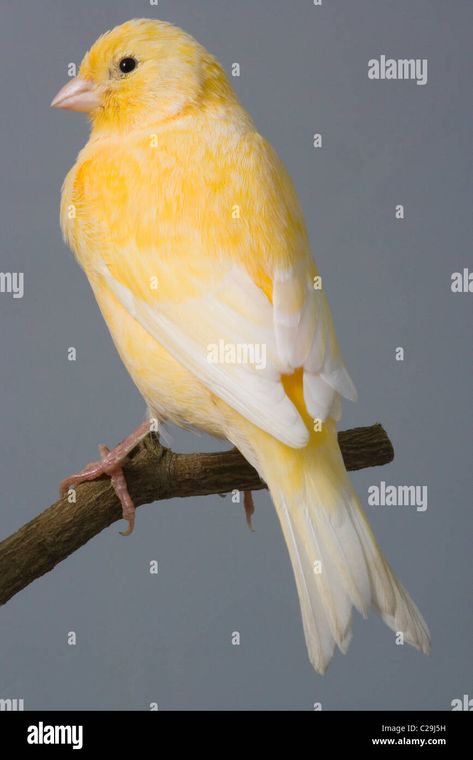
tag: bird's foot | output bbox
[60,421,150,536]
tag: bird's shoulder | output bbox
[60,110,311,277]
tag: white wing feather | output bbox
[96,258,355,444]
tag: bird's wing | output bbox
[272,260,357,423]
[94,249,356,447]
[71,132,356,447]
[95,255,309,447]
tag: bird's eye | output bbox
[119,57,137,74]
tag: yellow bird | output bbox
[51,18,430,673]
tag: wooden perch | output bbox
[0,423,393,606]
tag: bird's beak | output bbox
[50,77,100,112]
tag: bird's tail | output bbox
[250,421,431,674]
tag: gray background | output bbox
[0,0,471,710]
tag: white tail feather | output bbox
[257,428,431,674]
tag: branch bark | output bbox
[0,423,393,606]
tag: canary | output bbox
[52,18,430,673]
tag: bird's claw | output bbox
[58,423,151,537]
[244,490,255,532]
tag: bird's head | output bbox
[51,18,215,131]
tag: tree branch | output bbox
[0,423,393,606]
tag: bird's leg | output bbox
[60,421,150,536]
[244,490,255,532]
